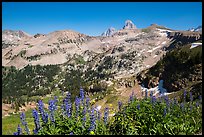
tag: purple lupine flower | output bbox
[151,96,157,106]
[20,112,26,125]
[82,106,87,127]
[82,115,86,128]
[163,108,167,117]
[54,96,58,105]
[129,91,134,103]
[104,107,109,125]
[38,100,48,124]
[184,90,187,100]
[196,102,199,107]
[20,112,30,135]
[199,95,202,102]
[173,98,177,106]
[13,124,22,135]
[64,97,72,118]
[97,111,101,121]
[32,109,40,134]
[189,92,193,102]
[75,97,80,118]
[118,101,122,111]
[80,87,85,101]
[33,129,38,135]
[70,132,74,135]
[180,103,184,111]
[164,96,170,108]
[89,107,96,131]
[152,96,157,104]
[80,88,85,107]
[48,100,56,123]
[137,104,140,110]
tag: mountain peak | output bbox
[101,27,116,36]
[188,25,202,32]
[123,20,137,29]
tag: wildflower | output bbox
[38,100,48,124]
[32,109,40,134]
[165,96,170,108]
[20,112,30,135]
[180,103,184,111]
[13,125,22,135]
[89,107,96,131]
[97,111,101,121]
[75,97,80,118]
[173,98,177,106]
[118,101,122,111]
[66,101,72,118]
[189,92,193,102]
[151,96,157,105]
[129,92,134,103]
[184,90,187,100]
[33,129,38,135]
[196,102,199,107]
[48,100,56,123]
[54,96,58,105]
[163,108,167,117]
[80,87,85,101]
[90,131,95,135]
[104,107,109,125]
[199,95,202,102]
[137,104,140,110]
[14,124,22,135]
[70,132,74,135]
[82,115,86,128]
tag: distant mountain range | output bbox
[188,25,202,32]
[2,20,202,72]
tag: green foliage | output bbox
[2,65,60,105]
[110,97,202,135]
[75,55,86,64]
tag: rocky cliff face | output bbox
[2,30,32,49]
[166,31,202,50]
[123,20,137,29]
[101,27,116,36]
[188,25,202,32]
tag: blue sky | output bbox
[2,2,202,36]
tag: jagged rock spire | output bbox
[123,20,137,29]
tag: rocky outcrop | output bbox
[188,25,202,32]
[167,31,202,50]
[101,27,116,36]
[2,30,31,49]
[123,20,137,29]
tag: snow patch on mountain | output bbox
[140,80,170,97]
